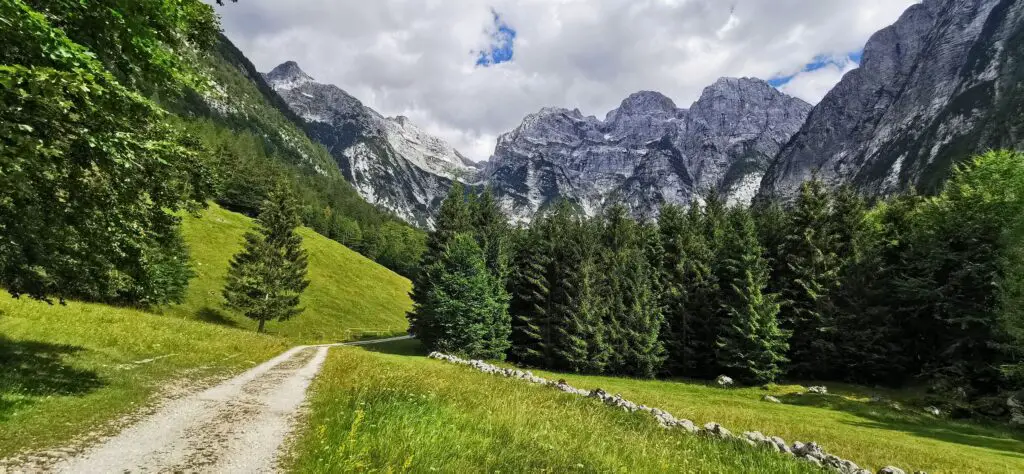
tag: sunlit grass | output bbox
[289,344,819,474]
[0,204,412,457]
[292,340,1024,474]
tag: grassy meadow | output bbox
[0,204,412,457]
[290,340,1024,474]
[289,340,819,474]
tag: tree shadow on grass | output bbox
[195,307,240,328]
[0,336,104,421]
[778,393,1024,457]
[359,338,426,357]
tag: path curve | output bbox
[30,336,411,474]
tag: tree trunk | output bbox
[258,318,266,333]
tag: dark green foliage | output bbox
[752,199,792,296]
[470,188,511,283]
[778,180,841,378]
[409,184,511,358]
[408,185,470,340]
[23,0,219,97]
[413,233,510,359]
[0,1,214,304]
[507,225,552,366]
[547,203,608,373]
[715,208,788,385]
[656,201,721,377]
[222,186,310,333]
[909,151,1024,399]
[599,204,664,378]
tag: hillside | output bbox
[0,204,411,457]
[184,34,427,277]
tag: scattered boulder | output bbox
[702,422,733,440]
[675,419,699,434]
[770,436,791,454]
[877,467,905,474]
[808,386,828,395]
[762,395,782,404]
[1009,394,1024,426]
[715,375,735,388]
[924,406,942,417]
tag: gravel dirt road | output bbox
[6,336,411,474]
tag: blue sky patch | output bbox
[768,50,863,87]
[476,10,516,67]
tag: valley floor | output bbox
[289,339,1024,474]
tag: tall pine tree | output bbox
[599,204,664,378]
[778,180,840,378]
[416,233,510,359]
[508,223,552,365]
[408,184,472,341]
[549,210,608,373]
[223,185,310,333]
[715,208,788,385]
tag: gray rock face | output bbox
[761,0,1024,199]
[265,62,479,228]
[483,79,811,222]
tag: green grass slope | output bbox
[166,203,411,341]
[292,341,1024,474]
[289,342,818,474]
[0,204,412,457]
[531,369,1024,474]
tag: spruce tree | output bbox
[831,199,910,385]
[599,204,664,378]
[779,180,840,378]
[408,184,472,342]
[223,185,310,333]
[470,188,510,281]
[417,233,510,359]
[657,205,690,375]
[685,192,729,378]
[549,212,608,373]
[508,223,552,365]
[752,199,792,297]
[715,208,788,384]
[469,187,513,358]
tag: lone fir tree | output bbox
[223,185,310,333]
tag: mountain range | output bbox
[266,0,1024,226]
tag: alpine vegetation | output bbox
[223,185,311,333]
[409,150,1024,420]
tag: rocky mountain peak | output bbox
[265,61,314,91]
[484,81,812,221]
[617,91,678,114]
[760,0,1024,199]
[266,64,480,227]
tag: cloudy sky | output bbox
[211,0,918,161]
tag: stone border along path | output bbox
[2,336,412,474]
[428,352,923,474]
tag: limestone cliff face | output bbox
[761,0,1024,198]
[483,78,811,221]
[266,61,479,228]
